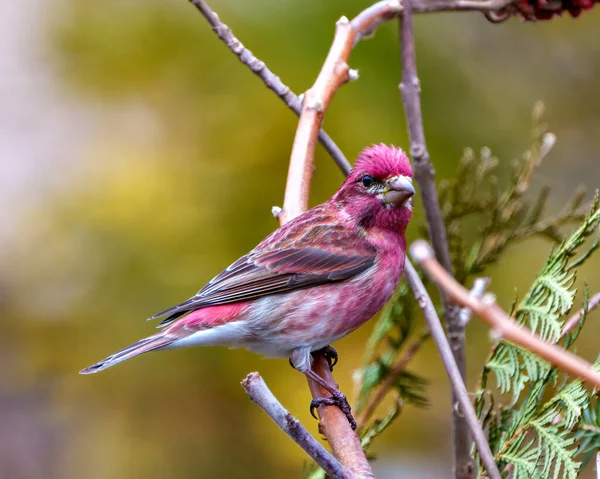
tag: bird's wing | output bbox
[150,218,377,326]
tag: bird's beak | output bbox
[383,175,415,206]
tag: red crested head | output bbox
[350,143,413,181]
[332,144,414,233]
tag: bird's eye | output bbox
[362,175,373,188]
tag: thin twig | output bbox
[188,0,351,175]
[403,260,501,479]
[561,292,600,337]
[459,278,491,327]
[411,240,600,388]
[355,331,430,432]
[398,2,471,476]
[242,372,350,479]
[414,0,516,12]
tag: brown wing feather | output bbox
[150,208,377,326]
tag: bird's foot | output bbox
[309,390,356,430]
[318,345,338,372]
[291,346,338,372]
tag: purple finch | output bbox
[81,144,414,426]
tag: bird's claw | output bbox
[316,345,338,372]
[309,390,356,430]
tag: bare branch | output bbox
[410,240,600,388]
[403,260,501,479]
[398,1,470,476]
[189,0,351,175]
[242,372,350,479]
[414,0,516,12]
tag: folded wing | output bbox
[150,219,377,327]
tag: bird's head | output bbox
[333,144,414,231]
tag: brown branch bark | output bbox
[410,240,600,388]
[242,372,350,479]
[403,260,501,479]
[306,356,374,478]
[398,2,471,477]
[459,278,491,327]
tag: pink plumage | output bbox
[81,144,414,377]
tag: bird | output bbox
[80,144,414,428]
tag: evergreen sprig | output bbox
[474,200,600,478]
[438,102,592,283]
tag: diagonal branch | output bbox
[398,2,471,477]
[306,356,374,478]
[403,260,501,479]
[410,240,600,388]
[242,372,350,479]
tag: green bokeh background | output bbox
[2,1,600,477]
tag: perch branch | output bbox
[355,330,430,432]
[242,372,350,479]
[307,356,375,478]
[411,240,600,388]
[398,2,470,476]
[403,260,502,479]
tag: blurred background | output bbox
[1,0,599,477]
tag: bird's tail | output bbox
[79,334,175,374]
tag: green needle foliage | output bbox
[474,200,600,478]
